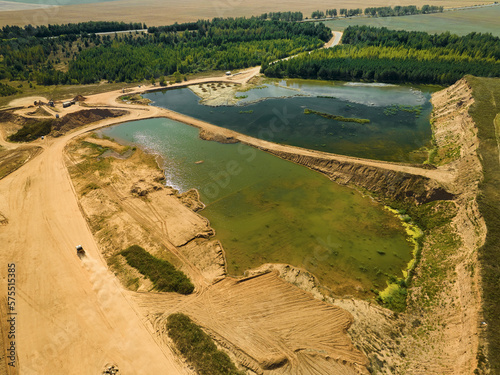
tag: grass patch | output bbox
[390,200,457,232]
[381,200,459,313]
[120,245,194,294]
[76,154,112,175]
[428,141,461,166]
[304,108,370,124]
[166,313,245,375]
[81,182,100,196]
[7,120,53,142]
[0,82,20,97]
[467,75,500,373]
[120,93,151,104]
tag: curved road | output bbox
[0,107,189,374]
[274,31,342,63]
[324,31,343,48]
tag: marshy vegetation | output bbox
[383,104,423,117]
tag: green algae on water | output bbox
[101,118,414,299]
[304,108,370,124]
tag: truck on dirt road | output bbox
[76,245,85,255]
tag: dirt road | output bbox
[0,65,454,374]
[0,108,189,374]
[324,31,343,48]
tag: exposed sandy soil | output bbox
[394,78,487,374]
[7,96,48,108]
[0,145,42,179]
[65,135,370,374]
[0,106,196,374]
[0,64,488,374]
[141,272,370,375]
[189,82,242,107]
[0,0,487,27]
[0,66,371,374]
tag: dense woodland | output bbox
[0,17,329,85]
[262,26,500,85]
[0,21,145,39]
[2,18,500,89]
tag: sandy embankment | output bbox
[65,135,371,375]
[0,63,487,374]
[399,78,486,374]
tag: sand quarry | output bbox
[0,66,487,374]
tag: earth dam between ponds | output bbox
[144,78,437,163]
[100,117,414,298]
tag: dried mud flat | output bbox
[0,68,489,374]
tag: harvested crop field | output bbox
[0,0,54,12]
[0,0,487,26]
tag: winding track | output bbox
[0,107,190,374]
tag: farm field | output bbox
[0,0,490,27]
[322,5,500,36]
[0,1,53,12]
[5,0,118,4]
